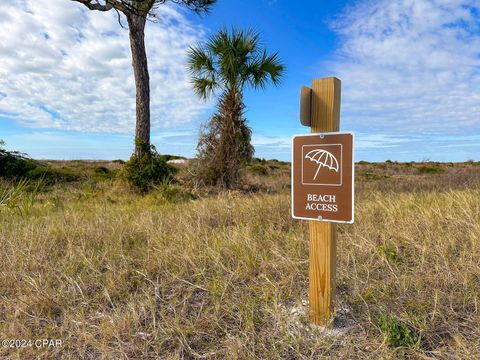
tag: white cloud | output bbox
[0,0,211,133]
[251,132,414,152]
[252,134,291,149]
[329,0,480,134]
[354,133,413,149]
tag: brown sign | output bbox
[292,132,354,223]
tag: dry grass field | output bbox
[0,160,479,359]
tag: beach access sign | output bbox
[291,132,354,223]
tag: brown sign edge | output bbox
[290,131,355,224]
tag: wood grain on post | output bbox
[308,77,341,325]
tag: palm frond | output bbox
[191,76,219,100]
[187,45,214,75]
[206,28,230,55]
[187,27,285,97]
[247,51,285,89]
[238,28,261,57]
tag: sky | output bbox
[0,0,479,162]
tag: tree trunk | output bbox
[219,88,253,188]
[196,87,253,189]
[127,14,150,158]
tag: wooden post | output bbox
[308,77,341,325]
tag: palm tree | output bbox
[187,28,285,188]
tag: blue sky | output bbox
[0,0,479,162]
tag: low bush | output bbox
[377,314,419,349]
[271,159,290,166]
[252,157,267,164]
[359,171,389,180]
[377,244,399,264]
[159,154,186,162]
[247,163,270,176]
[0,142,38,179]
[158,184,196,202]
[123,142,177,192]
[418,166,444,174]
[27,166,80,184]
[94,166,110,175]
[92,166,115,180]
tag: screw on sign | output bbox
[292,77,355,326]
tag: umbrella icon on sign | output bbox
[305,148,339,180]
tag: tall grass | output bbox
[0,178,43,217]
[0,163,478,358]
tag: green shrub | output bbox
[158,154,186,162]
[91,166,117,181]
[159,184,196,203]
[377,314,419,348]
[0,141,83,184]
[418,166,444,174]
[270,159,289,165]
[0,144,38,180]
[123,142,176,192]
[252,157,267,164]
[359,171,389,181]
[247,164,270,176]
[357,160,369,165]
[27,166,79,184]
[94,166,110,174]
[377,244,399,264]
